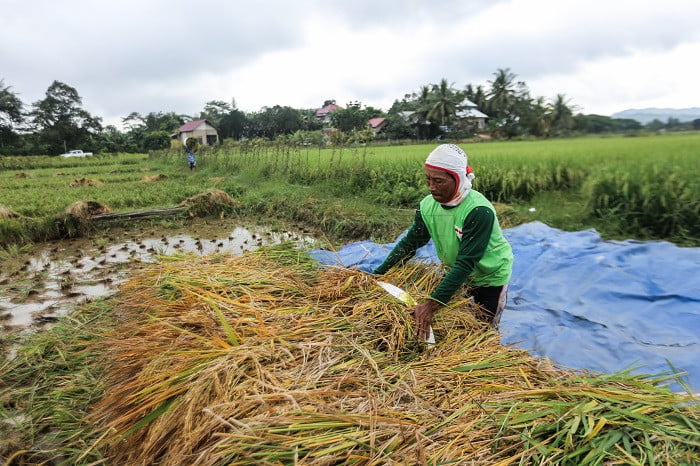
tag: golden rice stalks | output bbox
[69,177,105,187]
[140,174,168,183]
[65,200,114,219]
[85,245,700,465]
[179,188,239,210]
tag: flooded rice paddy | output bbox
[0,220,315,334]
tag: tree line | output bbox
[1,69,697,156]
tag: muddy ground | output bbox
[0,218,316,337]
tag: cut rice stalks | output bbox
[82,244,698,465]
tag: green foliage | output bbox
[381,114,416,140]
[143,131,171,151]
[28,80,103,155]
[330,101,379,132]
[0,79,24,153]
[584,164,700,240]
[2,134,699,246]
[574,114,643,134]
[426,78,460,127]
[246,105,305,139]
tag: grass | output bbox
[0,300,112,464]
[1,133,699,247]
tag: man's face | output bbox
[425,166,456,204]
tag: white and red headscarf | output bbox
[424,144,475,207]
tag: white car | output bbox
[60,150,93,158]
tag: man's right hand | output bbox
[411,299,442,341]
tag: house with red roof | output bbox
[172,119,219,146]
[315,103,342,123]
[368,117,387,135]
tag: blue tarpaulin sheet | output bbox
[310,222,700,392]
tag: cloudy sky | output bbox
[2,0,699,127]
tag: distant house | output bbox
[315,103,342,123]
[172,119,219,146]
[368,117,387,135]
[456,98,488,130]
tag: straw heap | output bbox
[86,244,699,465]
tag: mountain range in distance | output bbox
[610,107,700,124]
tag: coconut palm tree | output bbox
[410,85,433,139]
[547,94,575,136]
[486,68,518,121]
[427,78,459,127]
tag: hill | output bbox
[611,107,700,124]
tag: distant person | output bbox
[186,149,196,171]
[373,144,513,338]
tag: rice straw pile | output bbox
[0,205,22,219]
[140,174,168,183]
[65,200,114,219]
[86,244,699,465]
[69,177,105,187]
[179,188,239,217]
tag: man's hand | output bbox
[411,299,442,340]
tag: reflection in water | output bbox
[0,226,314,331]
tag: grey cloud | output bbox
[314,0,508,27]
[2,0,306,112]
[426,5,700,87]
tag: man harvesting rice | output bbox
[373,144,513,338]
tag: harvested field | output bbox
[81,245,699,465]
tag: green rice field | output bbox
[1,132,699,246]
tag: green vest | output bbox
[419,191,513,287]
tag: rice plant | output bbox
[3,244,693,464]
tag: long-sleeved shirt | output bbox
[373,205,495,304]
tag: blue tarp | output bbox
[310,222,700,392]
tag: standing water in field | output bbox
[0,223,314,332]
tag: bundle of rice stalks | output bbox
[65,200,114,220]
[85,245,699,465]
[179,188,239,217]
[140,174,168,183]
[69,177,105,187]
[0,205,22,219]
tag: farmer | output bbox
[186,149,196,170]
[373,144,513,338]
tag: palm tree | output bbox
[465,84,487,113]
[410,85,432,139]
[486,68,517,121]
[547,94,574,136]
[427,79,459,127]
